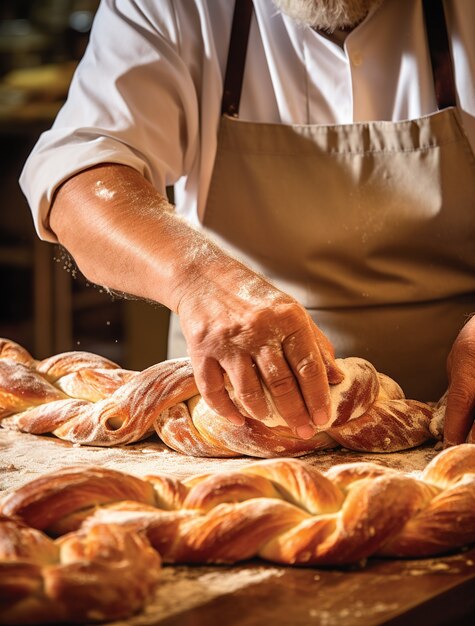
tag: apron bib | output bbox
[169,1,475,402]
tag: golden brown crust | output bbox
[0,360,67,420]
[1,467,156,534]
[0,339,36,366]
[0,515,58,564]
[36,351,120,382]
[0,445,474,623]
[0,521,161,624]
[0,337,439,456]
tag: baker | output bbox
[20,0,475,446]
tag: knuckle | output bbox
[186,320,210,346]
[200,381,225,398]
[448,385,474,412]
[238,389,265,405]
[296,356,322,380]
[242,309,280,342]
[451,333,475,362]
[280,301,306,325]
[465,332,475,348]
[267,376,295,397]
[188,320,244,350]
[258,300,304,332]
[457,336,475,359]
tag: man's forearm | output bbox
[49,163,231,311]
[49,161,341,436]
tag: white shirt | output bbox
[20,0,475,241]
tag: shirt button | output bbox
[352,52,363,67]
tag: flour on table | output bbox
[0,429,439,493]
[105,566,283,626]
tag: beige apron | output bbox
[169,2,475,402]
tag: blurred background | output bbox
[0,0,170,369]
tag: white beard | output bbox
[272,0,384,31]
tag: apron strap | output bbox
[220,1,456,117]
[423,0,456,109]
[221,0,254,117]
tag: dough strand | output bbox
[0,338,451,457]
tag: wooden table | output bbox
[119,549,474,626]
[90,548,473,626]
[1,432,474,625]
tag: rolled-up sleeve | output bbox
[20,0,199,241]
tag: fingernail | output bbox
[296,424,316,440]
[312,408,329,426]
[229,415,246,426]
[232,417,246,426]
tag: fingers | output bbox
[280,326,331,427]
[188,314,341,438]
[253,344,316,438]
[191,357,245,426]
[310,323,345,385]
[209,350,318,440]
[192,347,324,440]
[219,353,269,421]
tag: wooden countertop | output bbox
[1,431,473,625]
[107,549,475,626]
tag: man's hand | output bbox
[444,315,475,446]
[177,264,344,439]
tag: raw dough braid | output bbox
[0,337,436,457]
[1,445,474,624]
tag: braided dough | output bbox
[0,444,474,623]
[0,337,459,457]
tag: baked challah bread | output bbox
[0,444,474,624]
[0,516,161,624]
[0,337,452,457]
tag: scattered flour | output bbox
[0,430,254,492]
[0,430,440,493]
[105,566,284,625]
[94,180,116,201]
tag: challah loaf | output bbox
[0,337,442,456]
[0,444,474,623]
